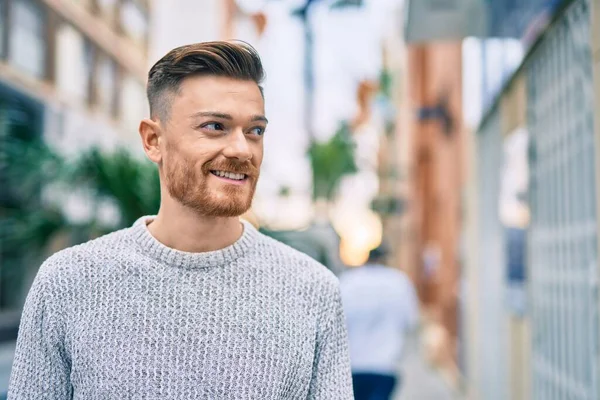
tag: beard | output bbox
[163,152,259,218]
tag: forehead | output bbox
[172,75,264,118]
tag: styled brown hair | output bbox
[147,41,265,121]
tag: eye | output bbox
[249,126,265,136]
[201,122,225,131]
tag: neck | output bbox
[148,200,244,253]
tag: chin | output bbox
[189,196,254,218]
[170,181,256,218]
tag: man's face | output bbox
[160,75,266,217]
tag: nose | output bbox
[222,128,252,162]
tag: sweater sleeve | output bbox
[8,265,72,399]
[307,281,353,399]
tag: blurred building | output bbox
[405,41,464,375]
[392,0,468,376]
[0,0,150,338]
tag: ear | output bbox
[139,118,163,163]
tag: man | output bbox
[9,41,353,399]
[340,245,418,400]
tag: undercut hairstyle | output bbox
[147,41,265,121]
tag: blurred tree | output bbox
[0,137,71,257]
[75,148,161,228]
[0,138,160,260]
[278,185,291,198]
[307,122,358,202]
[291,0,319,141]
[379,68,393,99]
[2,124,357,274]
[330,0,363,9]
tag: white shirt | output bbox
[339,264,419,375]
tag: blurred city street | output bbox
[0,0,600,398]
[0,341,15,399]
[395,333,457,400]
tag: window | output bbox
[0,0,7,58]
[119,0,148,47]
[83,39,95,104]
[96,0,118,27]
[70,0,93,11]
[96,53,117,116]
[55,24,94,103]
[10,0,46,79]
[119,75,147,128]
[97,0,118,25]
[97,0,118,12]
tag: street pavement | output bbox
[394,333,459,400]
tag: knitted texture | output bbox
[8,217,353,399]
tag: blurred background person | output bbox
[340,244,418,400]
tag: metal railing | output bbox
[527,0,599,398]
[474,0,599,398]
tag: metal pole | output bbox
[304,11,315,142]
[294,0,317,142]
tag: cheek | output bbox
[253,144,264,166]
[179,143,217,169]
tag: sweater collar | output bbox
[129,215,260,269]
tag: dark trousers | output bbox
[352,373,398,400]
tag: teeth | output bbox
[213,170,245,180]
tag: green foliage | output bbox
[1,136,69,203]
[0,137,160,258]
[307,122,358,201]
[0,207,68,254]
[330,0,363,9]
[370,195,405,216]
[1,137,69,255]
[75,148,161,227]
[278,186,291,198]
[379,69,393,99]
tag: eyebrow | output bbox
[191,111,268,124]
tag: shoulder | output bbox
[375,266,413,288]
[391,269,414,287]
[340,265,412,288]
[253,231,340,291]
[35,227,131,286]
[381,268,416,300]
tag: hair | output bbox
[367,243,389,264]
[147,41,265,121]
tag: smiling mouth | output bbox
[210,170,248,181]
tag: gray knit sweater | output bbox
[8,217,353,399]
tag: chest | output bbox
[66,274,317,399]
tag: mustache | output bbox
[202,160,259,178]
